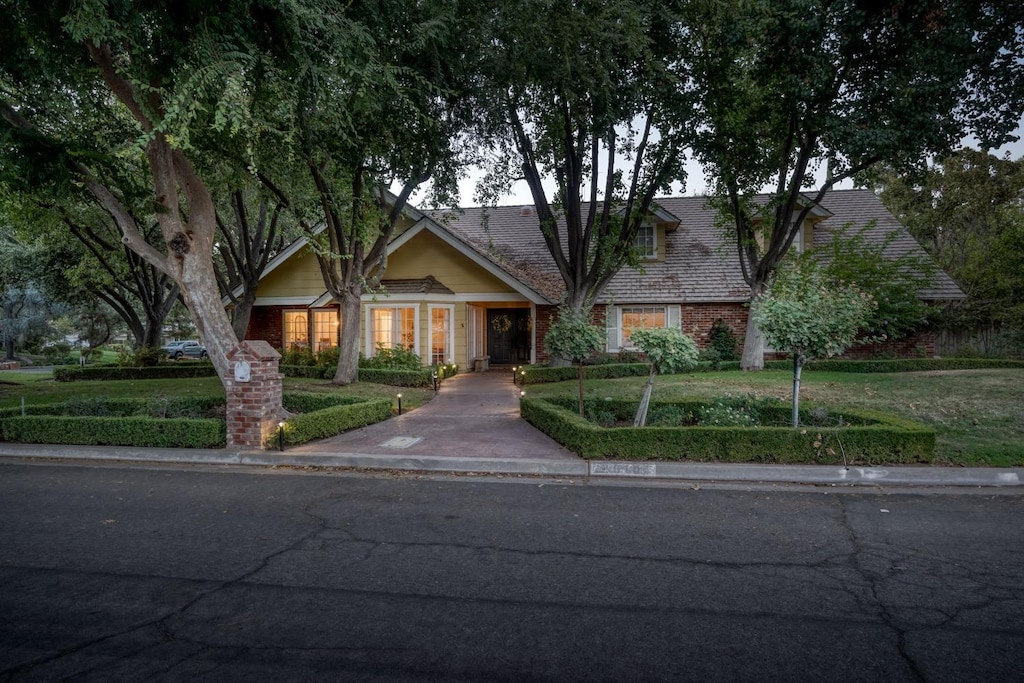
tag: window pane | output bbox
[431,308,450,364]
[372,309,393,352]
[633,226,655,258]
[371,307,416,354]
[621,307,665,346]
[284,311,309,349]
[399,308,416,349]
[313,310,338,352]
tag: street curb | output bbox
[0,444,1021,487]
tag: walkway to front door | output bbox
[288,371,577,460]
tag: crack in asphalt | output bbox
[835,496,928,683]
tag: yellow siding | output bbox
[383,231,516,293]
[257,248,325,298]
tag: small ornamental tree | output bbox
[630,328,699,427]
[544,309,604,417]
[753,264,876,427]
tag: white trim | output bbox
[455,293,531,303]
[427,304,456,365]
[365,303,420,357]
[253,296,319,306]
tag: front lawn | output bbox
[523,368,1024,466]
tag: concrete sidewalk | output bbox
[0,370,1021,487]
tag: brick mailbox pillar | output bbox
[225,340,282,449]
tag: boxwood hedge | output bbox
[520,397,935,465]
[520,363,651,385]
[0,415,225,448]
[277,398,392,448]
[54,364,218,382]
[0,391,390,450]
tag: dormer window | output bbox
[634,225,656,259]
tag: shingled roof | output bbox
[427,188,963,304]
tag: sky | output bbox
[438,118,1024,208]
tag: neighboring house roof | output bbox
[429,189,964,304]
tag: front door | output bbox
[487,309,531,364]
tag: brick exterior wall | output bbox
[246,306,286,349]
[679,303,748,350]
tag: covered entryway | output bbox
[486,308,532,364]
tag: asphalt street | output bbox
[1,461,1022,682]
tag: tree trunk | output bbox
[231,291,256,341]
[333,290,362,385]
[4,337,14,362]
[176,253,239,381]
[577,361,586,417]
[633,365,657,427]
[741,283,767,371]
[791,353,806,428]
[550,293,590,368]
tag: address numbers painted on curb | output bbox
[590,462,657,477]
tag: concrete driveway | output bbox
[288,370,577,460]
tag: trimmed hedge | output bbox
[0,415,225,448]
[280,364,441,387]
[520,397,935,465]
[356,367,437,387]
[54,364,217,382]
[0,396,223,419]
[278,398,392,447]
[524,358,1024,382]
[281,392,365,413]
[520,363,651,385]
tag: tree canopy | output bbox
[688,0,1024,369]
[472,0,694,315]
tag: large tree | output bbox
[877,148,1024,338]
[473,0,694,318]
[248,0,473,384]
[0,1,276,382]
[688,0,1024,369]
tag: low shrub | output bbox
[281,392,365,413]
[54,364,218,382]
[356,367,437,387]
[277,399,392,448]
[360,345,422,370]
[0,415,225,448]
[0,396,222,419]
[520,363,651,385]
[116,346,164,367]
[520,397,935,465]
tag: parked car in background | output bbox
[162,340,208,360]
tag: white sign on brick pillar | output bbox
[224,340,282,449]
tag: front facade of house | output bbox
[242,190,964,367]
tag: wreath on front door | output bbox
[491,314,512,334]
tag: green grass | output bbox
[0,374,435,413]
[524,368,1024,466]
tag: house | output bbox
[242,189,963,366]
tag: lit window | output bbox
[633,225,656,258]
[429,306,453,365]
[370,307,416,353]
[621,307,666,347]
[313,309,339,352]
[283,311,309,349]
